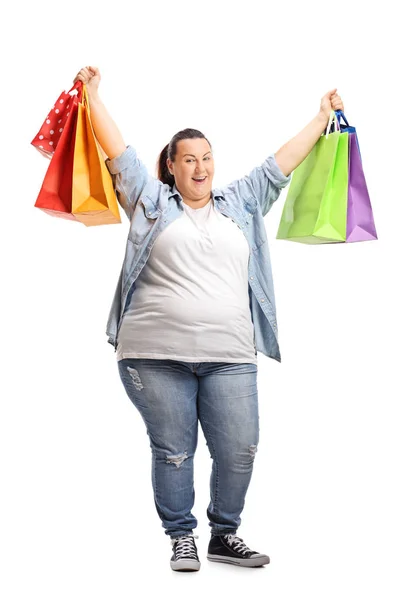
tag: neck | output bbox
[183,195,211,209]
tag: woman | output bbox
[73,66,344,572]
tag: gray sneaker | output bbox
[170,534,201,571]
[207,533,270,567]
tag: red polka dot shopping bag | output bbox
[33,89,81,221]
[33,82,121,226]
[31,81,83,158]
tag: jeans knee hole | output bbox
[166,451,188,468]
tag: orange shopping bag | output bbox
[72,84,121,226]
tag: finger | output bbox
[78,67,90,80]
[77,67,92,84]
[86,66,98,76]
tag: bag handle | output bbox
[66,80,83,101]
[325,110,340,138]
[81,84,91,115]
[325,109,353,138]
[335,110,350,129]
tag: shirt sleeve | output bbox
[105,145,153,221]
[246,153,292,217]
[221,153,292,218]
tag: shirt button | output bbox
[261,298,265,302]
[250,276,254,280]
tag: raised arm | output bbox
[274,89,345,176]
[73,66,126,160]
[86,90,126,160]
[73,66,152,220]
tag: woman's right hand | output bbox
[73,66,101,96]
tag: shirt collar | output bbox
[169,182,224,202]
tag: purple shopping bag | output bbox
[333,111,378,243]
[346,132,378,242]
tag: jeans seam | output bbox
[201,417,220,514]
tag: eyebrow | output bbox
[183,151,212,157]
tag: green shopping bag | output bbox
[276,112,349,244]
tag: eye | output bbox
[185,157,211,162]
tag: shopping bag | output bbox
[71,84,121,226]
[34,97,80,221]
[276,111,349,244]
[31,81,83,159]
[334,111,378,243]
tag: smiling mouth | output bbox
[192,177,207,184]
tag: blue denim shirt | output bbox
[105,145,291,362]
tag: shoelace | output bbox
[171,534,199,560]
[224,534,252,555]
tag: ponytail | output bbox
[157,143,175,187]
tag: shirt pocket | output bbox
[244,195,258,216]
[128,195,161,246]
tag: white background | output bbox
[1,0,399,598]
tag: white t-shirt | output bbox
[116,197,257,364]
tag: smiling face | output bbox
[167,137,215,208]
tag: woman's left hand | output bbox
[319,88,345,124]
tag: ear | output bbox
[166,158,173,175]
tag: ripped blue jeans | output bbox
[117,359,259,539]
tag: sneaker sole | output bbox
[207,553,270,567]
[170,559,201,572]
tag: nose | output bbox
[193,160,208,177]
